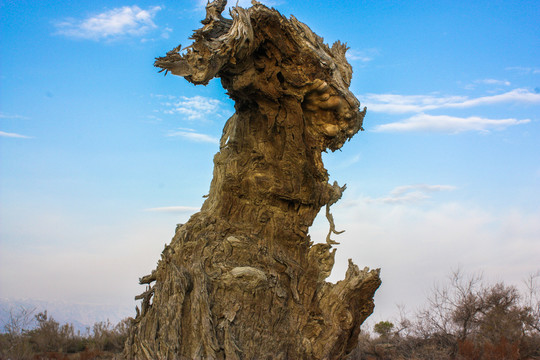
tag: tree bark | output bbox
[124,1,381,359]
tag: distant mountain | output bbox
[0,298,133,334]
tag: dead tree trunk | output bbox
[124,1,381,359]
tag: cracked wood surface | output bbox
[124,1,381,359]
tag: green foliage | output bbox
[373,321,394,338]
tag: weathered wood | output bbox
[124,1,381,359]
[139,271,157,285]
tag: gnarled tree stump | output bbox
[124,1,381,359]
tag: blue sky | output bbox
[1,0,539,326]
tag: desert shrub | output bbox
[88,317,130,353]
[0,306,35,360]
[348,270,540,360]
[373,321,394,339]
[0,307,130,359]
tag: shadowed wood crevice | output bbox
[124,1,381,359]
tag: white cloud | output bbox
[374,113,530,133]
[0,131,32,139]
[390,184,456,196]
[0,112,29,120]
[506,66,540,75]
[55,6,161,40]
[475,78,511,86]
[453,89,540,107]
[161,27,173,39]
[167,129,219,144]
[156,95,227,144]
[363,184,456,204]
[346,49,379,63]
[364,93,468,114]
[163,96,225,121]
[337,154,362,169]
[143,115,163,124]
[144,206,200,213]
[151,94,177,100]
[364,88,540,114]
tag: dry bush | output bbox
[0,307,130,360]
[348,270,540,360]
[88,318,129,353]
[0,306,35,360]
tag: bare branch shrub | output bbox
[0,306,35,360]
[348,269,540,360]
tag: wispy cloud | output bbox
[167,128,219,144]
[374,113,530,133]
[0,112,29,120]
[338,154,362,169]
[0,131,32,139]
[154,95,227,144]
[475,79,511,86]
[143,115,163,124]
[452,89,540,107]
[364,94,466,114]
[506,66,540,75]
[161,95,226,121]
[364,88,540,114]
[55,6,161,40]
[144,206,200,213]
[160,27,172,39]
[364,184,456,204]
[346,49,379,63]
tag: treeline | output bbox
[0,309,130,360]
[349,271,540,360]
[2,271,538,360]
